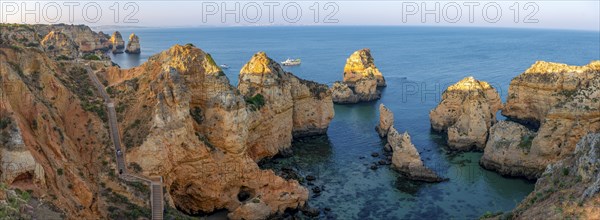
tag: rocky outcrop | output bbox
[33,24,110,52]
[486,61,600,179]
[429,77,502,151]
[509,133,600,219]
[331,48,384,104]
[109,31,125,54]
[125,33,141,54]
[238,52,334,159]
[480,121,538,178]
[387,128,446,182]
[105,45,333,217]
[375,104,394,137]
[343,48,386,87]
[40,31,78,59]
[376,104,444,182]
[503,61,600,126]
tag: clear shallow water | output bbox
[104,26,600,219]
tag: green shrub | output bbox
[57,168,63,175]
[562,167,569,176]
[245,94,265,111]
[83,53,101,60]
[190,107,203,124]
[518,134,534,151]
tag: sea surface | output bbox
[103,26,600,219]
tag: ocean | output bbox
[103,26,600,219]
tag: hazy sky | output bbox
[2,1,599,31]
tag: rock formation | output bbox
[375,104,394,137]
[503,61,600,126]
[109,31,125,54]
[429,76,502,151]
[376,104,444,182]
[103,45,336,217]
[387,128,446,182]
[331,48,384,104]
[343,48,386,87]
[480,121,538,178]
[33,24,110,52]
[509,133,600,219]
[484,61,600,179]
[238,51,334,160]
[40,31,78,59]
[125,33,141,54]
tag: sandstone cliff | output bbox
[503,61,600,126]
[331,48,384,104]
[109,31,125,54]
[480,121,538,178]
[125,33,141,54]
[33,24,110,53]
[103,45,336,217]
[40,31,79,59]
[487,61,600,178]
[507,133,600,219]
[238,52,334,160]
[429,77,502,151]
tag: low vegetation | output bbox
[245,94,265,111]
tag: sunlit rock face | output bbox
[109,31,125,54]
[238,52,334,160]
[429,77,502,151]
[510,133,600,219]
[343,48,386,87]
[40,31,79,59]
[125,33,141,54]
[503,61,600,126]
[332,48,385,104]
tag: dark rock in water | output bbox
[378,160,388,165]
[280,148,294,157]
[359,156,366,159]
[301,206,320,217]
[324,207,332,212]
[370,165,378,170]
[384,144,392,152]
[371,152,380,157]
[307,182,314,186]
[387,156,392,160]
[306,175,316,181]
[312,186,321,194]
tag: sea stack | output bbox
[125,33,141,54]
[238,51,334,159]
[331,48,385,104]
[429,76,502,151]
[109,31,125,53]
[377,104,445,182]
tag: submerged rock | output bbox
[429,76,502,151]
[125,33,140,54]
[332,48,384,104]
[387,128,446,182]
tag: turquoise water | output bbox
[104,26,600,219]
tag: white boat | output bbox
[281,58,301,66]
[220,64,230,69]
